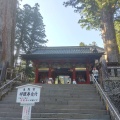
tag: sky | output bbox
[20,0,104,48]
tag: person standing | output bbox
[92,67,99,82]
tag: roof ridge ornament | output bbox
[92,48,98,53]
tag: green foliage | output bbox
[64,0,100,30]
[79,41,97,46]
[15,3,47,60]
[15,60,26,72]
[15,3,47,81]
[79,42,86,46]
[63,0,120,30]
[115,21,120,53]
[15,60,35,82]
[64,0,120,62]
[25,66,35,78]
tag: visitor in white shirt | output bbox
[92,67,98,82]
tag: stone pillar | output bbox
[117,69,120,77]
[111,69,115,77]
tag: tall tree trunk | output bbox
[101,7,119,63]
[0,0,17,67]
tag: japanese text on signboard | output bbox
[16,86,41,104]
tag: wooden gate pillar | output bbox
[48,67,52,78]
[72,67,76,81]
[86,67,90,84]
[35,65,39,83]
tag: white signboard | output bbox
[16,84,42,104]
[16,84,42,120]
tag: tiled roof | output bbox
[31,46,104,55]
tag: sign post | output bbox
[22,105,32,120]
[16,84,42,120]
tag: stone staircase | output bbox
[0,84,111,120]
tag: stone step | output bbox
[2,98,100,103]
[2,96,101,102]
[13,88,97,91]
[0,108,107,114]
[9,90,98,94]
[41,94,99,97]
[36,84,95,87]
[16,93,99,97]
[41,96,100,99]
[1,95,100,100]
[14,85,96,89]
[0,84,110,120]
[0,104,105,109]
[2,97,100,102]
[0,101,103,106]
[13,84,96,89]
[11,90,97,94]
[5,95,100,99]
[0,112,110,119]
[3,92,98,97]
[49,91,97,94]
[7,92,99,97]
[40,88,97,91]
[41,87,97,90]
[0,117,110,120]
[67,101,103,105]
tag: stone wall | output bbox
[103,79,120,113]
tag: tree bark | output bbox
[0,0,17,67]
[101,7,119,63]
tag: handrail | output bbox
[0,75,21,90]
[92,74,120,120]
[0,74,21,99]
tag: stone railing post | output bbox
[0,89,2,100]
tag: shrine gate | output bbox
[21,46,104,84]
